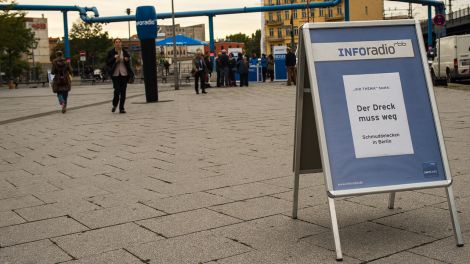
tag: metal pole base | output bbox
[446,186,464,246]
[328,197,343,260]
[292,172,300,219]
[388,192,396,209]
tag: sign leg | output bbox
[292,172,300,219]
[388,192,396,209]
[446,186,464,246]
[328,197,343,261]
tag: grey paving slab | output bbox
[368,251,446,264]
[52,223,163,259]
[70,203,165,229]
[137,208,241,237]
[303,222,435,261]
[15,199,100,221]
[0,239,72,264]
[433,196,470,232]
[35,185,109,203]
[0,216,88,247]
[271,185,329,208]
[210,196,293,220]
[62,249,142,264]
[0,195,44,212]
[410,232,470,264]
[347,190,447,212]
[374,206,456,239]
[293,200,397,228]
[126,232,252,264]
[141,191,233,214]
[0,182,61,200]
[0,211,25,228]
[207,181,290,201]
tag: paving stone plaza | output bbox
[0,81,469,263]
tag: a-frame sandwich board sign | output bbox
[292,20,463,261]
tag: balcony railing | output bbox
[266,19,284,26]
[267,36,285,42]
[325,14,344,21]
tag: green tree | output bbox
[224,30,261,56]
[0,1,36,82]
[52,20,112,72]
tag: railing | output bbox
[420,6,470,25]
[266,19,284,26]
[325,14,344,21]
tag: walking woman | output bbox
[267,54,275,82]
[51,51,72,113]
[106,38,134,114]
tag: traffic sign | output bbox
[79,50,86,62]
[433,14,446,26]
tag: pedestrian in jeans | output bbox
[286,47,297,86]
[51,51,72,113]
[267,54,275,82]
[106,38,134,114]
[192,49,207,94]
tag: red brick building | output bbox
[204,41,245,55]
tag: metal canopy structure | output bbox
[0,0,446,60]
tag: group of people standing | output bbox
[51,38,134,114]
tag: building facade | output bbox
[158,24,205,41]
[24,17,50,65]
[262,0,383,54]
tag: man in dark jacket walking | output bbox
[286,47,297,86]
[106,38,134,113]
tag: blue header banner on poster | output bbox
[136,6,157,40]
[304,21,451,196]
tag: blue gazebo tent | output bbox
[156,35,208,46]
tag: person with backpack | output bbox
[51,51,73,113]
[106,38,134,114]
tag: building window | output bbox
[294,27,299,36]
[292,10,297,19]
[285,10,289,20]
[276,0,280,4]
[284,0,289,4]
[268,0,272,5]
[269,28,274,36]
[328,8,333,18]
[277,11,282,20]
[337,4,342,15]
[365,6,368,15]
[286,28,290,36]
[269,12,273,21]
[319,8,324,17]
[278,28,283,38]
[310,8,315,17]
[301,9,306,18]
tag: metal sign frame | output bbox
[293,20,463,261]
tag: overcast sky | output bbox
[16,0,470,40]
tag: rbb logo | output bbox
[433,14,446,26]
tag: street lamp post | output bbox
[171,0,179,90]
[290,0,295,49]
[126,8,133,69]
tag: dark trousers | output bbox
[239,73,249,87]
[195,70,206,94]
[268,69,274,81]
[262,67,267,82]
[57,91,69,105]
[112,75,128,110]
[216,69,221,87]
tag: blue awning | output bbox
[156,35,208,46]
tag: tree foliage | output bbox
[51,20,112,70]
[0,1,36,80]
[225,29,262,57]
